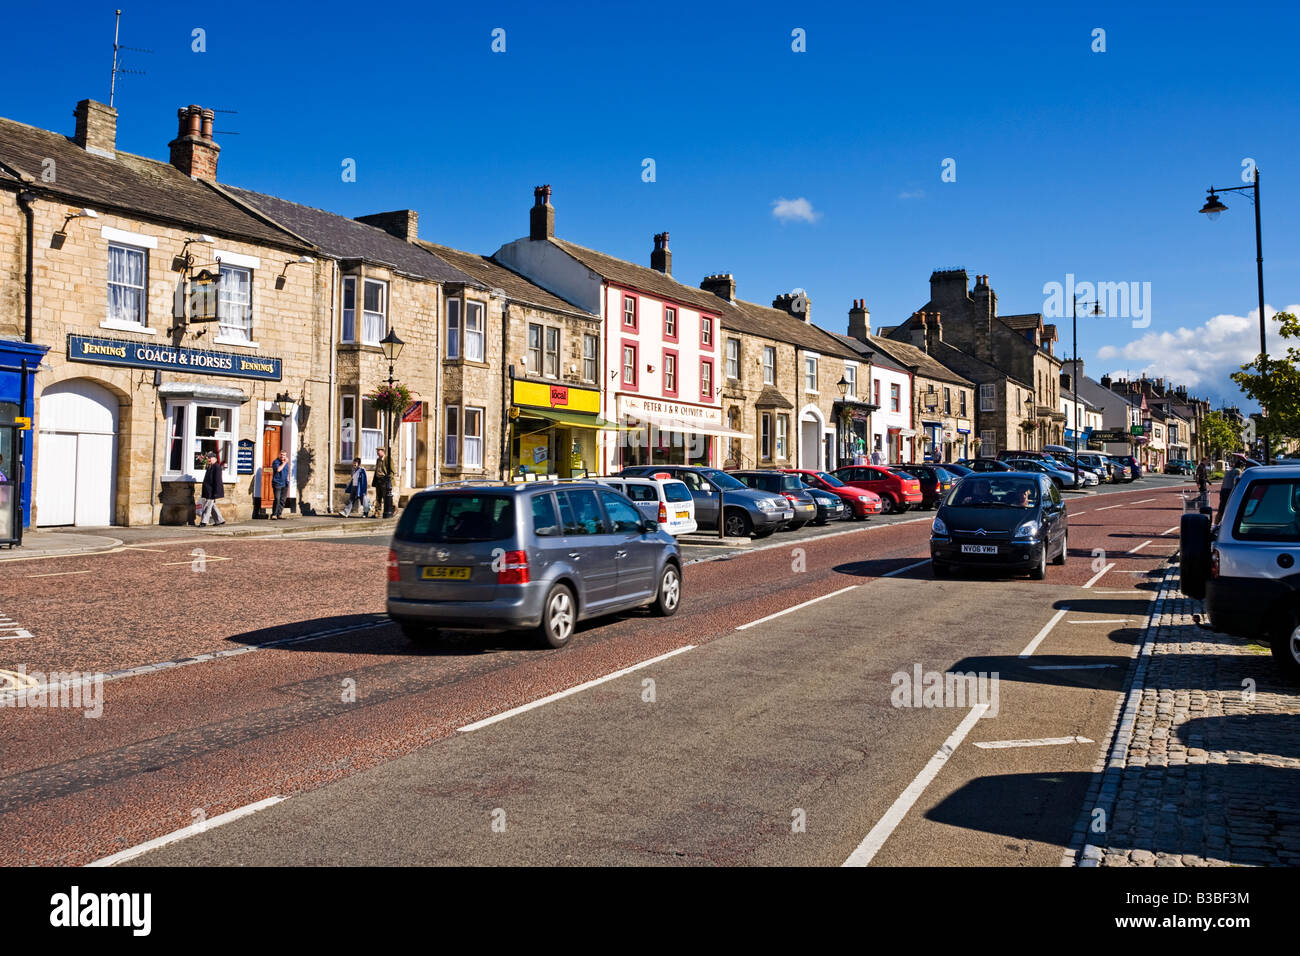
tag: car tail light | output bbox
[497,550,530,585]
[658,502,668,524]
[386,549,400,582]
[783,493,798,501]
[1210,548,1220,579]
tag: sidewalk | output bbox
[1068,565,1300,866]
[0,512,400,560]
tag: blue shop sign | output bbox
[236,439,255,475]
[68,334,282,381]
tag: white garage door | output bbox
[36,380,119,527]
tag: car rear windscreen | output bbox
[1233,479,1300,542]
[664,481,692,502]
[397,493,515,542]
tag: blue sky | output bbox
[4,0,1297,408]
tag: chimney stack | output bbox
[650,232,671,275]
[923,309,943,354]
[700,273,735,303]
[355,209,419,242]
[73,99,117,158]
[772,291,811,323]
[530,184,554,240]
[1101,374,1113,389]
[847,298,870,341]
[168,104,220,181]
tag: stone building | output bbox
[699,276,868,471]
[223,191,478,508]
[0,99,328,526]
[416,240,602,479]
[840,300,976,464]
[885,270,1064,454]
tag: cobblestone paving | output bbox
[1069,567,1300,866]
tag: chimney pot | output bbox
[650,232,672,275]
[168,103,221,181]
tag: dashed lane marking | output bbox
[974,736,1094,749]
[1018,608,1069,658]
[736,585,858,631]
[843,703,990,866]
[25,569,96,578]
[1161,525,1179,535]
[1094,503,1127,512]
[1127,540,1152,553]
[86,796,285,867]
[1082,562,1115,589]
[161,554,233,566]
[457,645,696,733]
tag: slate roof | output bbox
[831,332,909,375]
[0,115,310,251]
[225,186,474,284]
[754,386,794,409]
[547,238,738,318]
[858,334,974,387]
[1000,312,1042,331]
[727,299,862,360]
[417,242,593,317]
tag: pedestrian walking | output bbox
[870,446,884,466]
[341,457,369,517]
[373,447,395,518]
[198,452,227,526]
[270,449,290,519]
[1194,455,1211,513]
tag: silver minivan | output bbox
[387,481,683,648]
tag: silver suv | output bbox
[387,481,682,649]
[1181,464,1300,679]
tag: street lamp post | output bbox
[379,327,405,481]
[1200,167,1269,465]
[1071,293,1102,487]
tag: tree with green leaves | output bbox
[1231,311,1300,445]
[1200,411,1243,459]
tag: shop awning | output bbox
[628,408,750,439]
[527,408,626,430]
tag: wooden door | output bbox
[260,424,282,502]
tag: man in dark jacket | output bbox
[373,447,395,518]
[270,449,290,519]
[199,452,227,526]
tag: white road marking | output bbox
[86,797,285,867]
[122,546,168,553]
[974,735,1094,749]
[1093,590,1152,595]
[1082,562,1115,589]
[1018,608,1069,657]
[1071,510,1088,516]
[1094,503,1127,512]
[1127,540,1152,553]
[25,569,96,578]
[458,645,696,733]
[1130,498,1157,505]
[843,703,989,867]
[161,554,232,566]
[736,585,858,631]
[687,515,932,566]
[1027,663,1116,670]
[883,558,932,577]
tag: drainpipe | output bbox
[433,286,442,487]
[326,259,338,513]
[501,299,511,480]
[17,191,36,343]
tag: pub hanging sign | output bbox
[67,334,283,381]
[188,269,221,323]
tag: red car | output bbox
[780,468,884,518]
[831,465,924,514]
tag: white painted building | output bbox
[867,357,913,462]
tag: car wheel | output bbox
[1179,513,1212,600]
[1269,609,1300,682]
[1030,544,1047,580]
[653,563,681,617]
[878,495,896,515]
[400,621,443,645]
[1053,532,1067,565]
[538,583,577,649]
[723,508,753,538]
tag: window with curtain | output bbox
[463,408,484,468]
[163,401,239,481]
[445,405,460,467]
[544,327,559,378]
[776,415,789,459]
[360,398,381,462]
[844,364,856,397]
[582,334,598,382]
[700,359,713,398]
[465,301,485,361]
[805,356,818,392]
[527,323,543,374]
[218,264,253,342]
[107,243,147,326]
[363,279,386,345]
[664,352,677,393]
[339,394,356,461]
[760,413,772,460]
[726,339,740,380]
[763,347,775,386]
[341,276,357,343]
[446,298,461,358]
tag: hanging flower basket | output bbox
[368,382,414,415]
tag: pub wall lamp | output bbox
[173,234,215,272]
[50,207,98,249]
[275,254,315,289]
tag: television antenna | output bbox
[109,9,152,108]
[211,108,241,136]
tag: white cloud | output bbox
[898,189,926,200]
[1094,304,1298,398]
[771,197,820,224]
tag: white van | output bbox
[594,475,698,536]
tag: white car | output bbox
[594,475,698,536]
